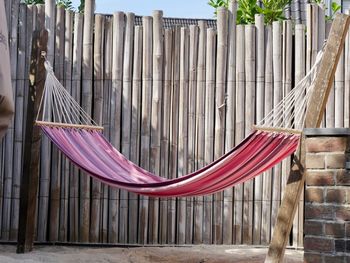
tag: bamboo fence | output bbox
[0,2,346,247]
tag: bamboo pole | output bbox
[90,14,104,243]
[185,24,198,244]
[271,21,282,236]
[193,20,207,245]
[203,27,216,244]
[109,11,124,243]
[129,25,143,244]
[68,12,83,242]
[149,10,163,244]
[119,12,134,244]
[177,26,189,245]
[57,9,72,243]
[345,10,350,127]
[223,1,236,245]
[10,3,27,241]
[293,23,306,248]
[243,24,255,245]
[139,15,152,244]
[168,26,180,245]
[160,28,172,244]
[253,14,264,245]
[101,16,113,243]
[213,7,228,245]
[80,0,94,242]
[335,45,345,128]
[234,24,245,244]
[261,24,273,244]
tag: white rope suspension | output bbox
[36,48,324,133]
[256,47,324,132]
[36,60,102,130]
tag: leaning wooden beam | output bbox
[17,29,48,253]
[265,13,350,263]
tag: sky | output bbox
[71,0,214,18]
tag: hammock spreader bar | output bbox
[41,126,300,197]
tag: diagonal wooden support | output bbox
[265,13,350,263]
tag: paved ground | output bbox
[0,245,303,263]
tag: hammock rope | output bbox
[33,48,324,197]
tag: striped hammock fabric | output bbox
[36,48,324,197]
[41,126,299,197]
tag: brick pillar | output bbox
[304,128,350,263]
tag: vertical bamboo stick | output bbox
[139,15,152,244]
[271,21,282,234]
[203,28,216,244]
[234,25,245,244]
[49,5,65,242]
[168,26,180,245]
[293,23,306,248]
[59,9,73,243]
[194,20,207,245]
[90,14,104,243]
[119,12,134,244]
[79,0,95,243]
[109,11,124,243]
[9,3,27,241]
[253,14,264,245]
[101,16,113,243]
[37,0,55,242]
[185,24,199,244]
[335,48,344,128]
[129,25,143,244]
[243,24,255,245]
[325,20,335,128]
[261,24,273,244]
[177,26,189,245]
[223,1,236,245]
[149,10,163,244]
[160,28,172,244]
[213,7,228,245]
[68,12,83,242]
[344,10,350,127]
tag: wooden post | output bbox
[266,13,350,263]
[17,29,48,253]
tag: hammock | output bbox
[35,51,323,197]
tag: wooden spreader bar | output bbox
[253,125,303,135]
[35,120,104,131]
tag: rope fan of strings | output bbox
[36,48,324,133]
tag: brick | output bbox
[306,188,324,203]
[336,170,350,186]
[306,154,325,169]
[305,204,333,220]
[326,189,346,204]
[326,154,346,169]
[304,236,334,253]
[335,207,350,221]
[346,223,350,237]
[324,255,346,263]
[304,252,323,263]
[325,222,345,238]
[335,239,346,252]
[306,171,335,186]
[347,240,350,252]
[305,220,323,235]
[306,137,348,153]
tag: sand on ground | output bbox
[0,245,303,263]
